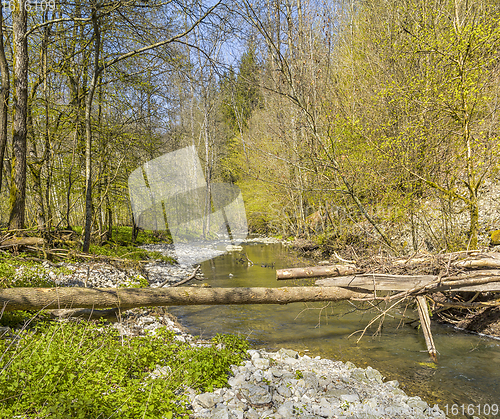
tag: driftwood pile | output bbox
[277,250,500,361]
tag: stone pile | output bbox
[187,348,446,419]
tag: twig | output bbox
[166,265,201,288]
[427,296,500,309]
[349,298,407,343]
[333,251,355,264]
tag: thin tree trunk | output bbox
[0,4,9,194]
[82,6,101,252]
[43,15,52,231]
[105,177,112,241]
[27,84,46,230]
[9,3,28,230]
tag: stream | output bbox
[168,242,500,418]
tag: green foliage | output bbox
[0,255,15,286]
[111,226,172,247]
[78,227,175,263]
[0,311,49,328]
[0,320,249,418]
[237,179,279,235]
[0,253,65,289]
[182,333,250,392]
[222,46,263,133]
[120,274,150,288]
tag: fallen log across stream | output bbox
[0,286,370,312]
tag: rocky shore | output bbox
[187,349,446,419]
[110,307,446,419]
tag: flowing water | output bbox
[169,242,500,418]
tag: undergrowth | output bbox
[0,319,249,418]
[0,252,70,289]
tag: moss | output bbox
[490,230,500,246]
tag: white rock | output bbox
[244,407,259,419]
[248,350,260,359]
[228,373,246,387]
[277,401,295,417]
[340,393,360,403]
[210,405,229,419]
[230,408,244,419]
[253,358,270,370]
[195,392,222,409]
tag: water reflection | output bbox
[169,242,500,417]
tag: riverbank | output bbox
[14,243,445,419]
[92,305,445,419]
[126,310,446,419]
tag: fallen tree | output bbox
[0,286,369,312]
[277,251,500,361]
[276,264,357,280]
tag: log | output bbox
[0,237,45,248]
[316,271,500,292]
[0,286,369,312]
[416,296,437,362]
[316,274,436,291]
[453,253,500,269]
[277,265,357,280]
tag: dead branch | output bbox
[165,265,201,288]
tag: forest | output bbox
[1,0,500,255]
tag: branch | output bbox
[428,296,500,309]
[164,265,201,288]
[26,17,92,37]
[100,1,221,72]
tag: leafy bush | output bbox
[0,320,248,418]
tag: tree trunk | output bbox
[82,6,101,252]
[277,264,357,280]
[468,195,479,250]
[9,2,28,230]
[0,4,9,194]
[27,97,46,230]
[0,286,367,312]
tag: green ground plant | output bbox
[0,253,72,289]
[0,319,249,418]
[85,226,175,263]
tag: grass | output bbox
[0,317,249,418]
[81,226,176,264]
